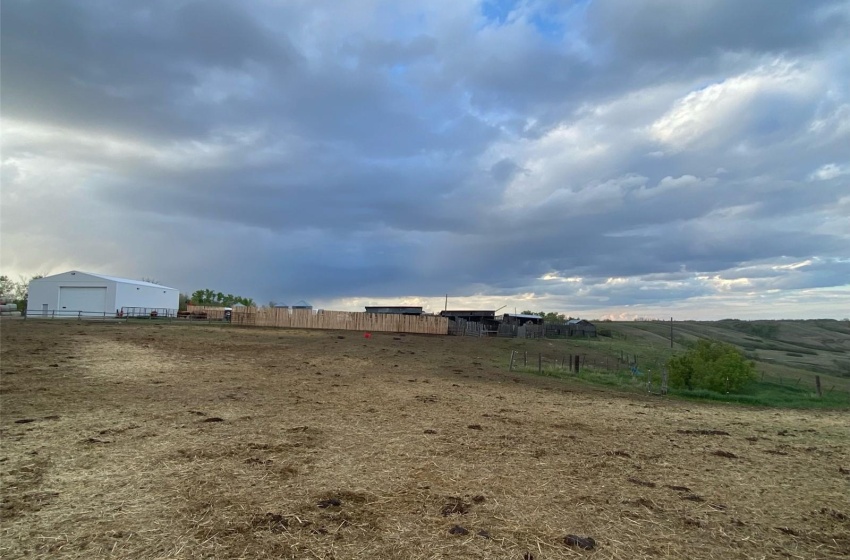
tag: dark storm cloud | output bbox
[587,0,849,60]
[2,0,849,317]
[0,0,296,139]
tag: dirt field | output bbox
[2,320,848,559]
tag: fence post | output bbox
[538,353,542,374]
[509,350,515,372]
[574,354,580,373]
[524,351,527,367]
[815,375,822,398]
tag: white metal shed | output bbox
[27,271,179,317]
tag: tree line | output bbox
[188,289,255,308]
[0,274,44,311]
[520,310,576,323]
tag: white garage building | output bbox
[28,271,179,318]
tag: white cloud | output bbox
[650,60,820,150]
[809,162,850,181]
[634,174,717,199]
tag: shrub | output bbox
[667,340,757,393]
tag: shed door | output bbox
[58,287,107,313]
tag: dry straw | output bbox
[1,321,848,559]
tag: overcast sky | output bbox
[2,0,849,319]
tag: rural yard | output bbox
[1,321,848,559]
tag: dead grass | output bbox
[1,320,849,559]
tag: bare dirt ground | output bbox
[1,320,848,559]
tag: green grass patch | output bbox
[513,365,659,394]
[673,381,850,409]
[511,365,850,409]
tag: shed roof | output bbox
[366,306,423,313]
[36,270,177,290]
[441,310,496,317]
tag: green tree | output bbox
[667,340,757,393]
[0,275,15,298]
[543,311,567,323]
[520,310,569,323]
[1,274,44,311]
[189,289,255,307]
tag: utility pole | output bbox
[445,294,448,312]
[670,317,674,349]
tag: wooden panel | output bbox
[218,306,448,335]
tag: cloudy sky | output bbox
[2,0,849,319]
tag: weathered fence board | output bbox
[448,318,485,337]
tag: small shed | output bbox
[567,319,597,337]
[501,313,544,326]
[440,310,496,322]
[442,310,499,326]
[366,306,423,315]
[292,300,313,310]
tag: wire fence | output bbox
[504,350,847,398]
[25,308,197,322]
[758,371,842,395]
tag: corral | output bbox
[1,320,848,559]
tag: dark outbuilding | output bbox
[365,306,424,315]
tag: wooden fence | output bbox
[497,323,545,339]
[545,323,597,338]
[186,305,448,335]
[446,319,546,338]
[448,319,486,336]
[185,305,228,320]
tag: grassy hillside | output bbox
[594,319,850,399]
[604,320,850,377]
[485,319,850,408]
